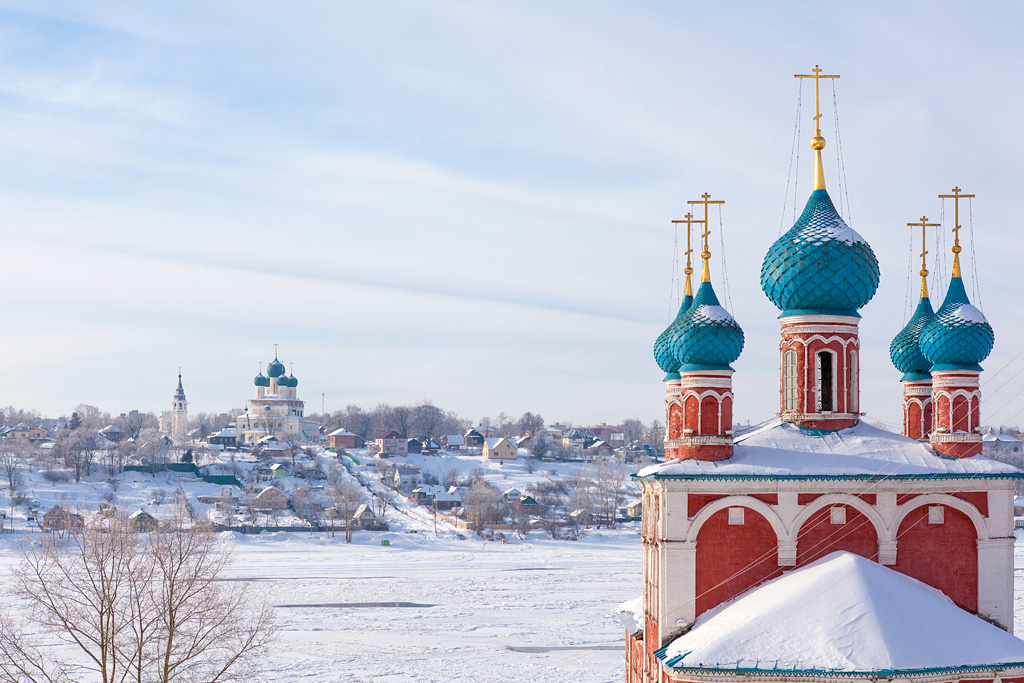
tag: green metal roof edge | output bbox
[634,471,1024,482]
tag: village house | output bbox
[483,437,517,460]
[327,428,362,450]
[586,440,615,458]
[352,503,388,530]
[443,434,464,450]
[6,424,47,444]
[375,430,408,457]
[561,428,590,451]
[129,510,158,531]
[463,429,484,449]
[208,428,237,449]
[255,486,288,510]
[407,438,423,454]
[42,505,84,532]
[392,465,422,492]
[412,484,447,504]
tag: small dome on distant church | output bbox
[919,275,994,370]
[654,295,693,377]
[267,357,286,378]
[670,281,744,370]
[890,296,934,380]
[254,372,270,387]
[761,190,880,316]
[287,374,299,388]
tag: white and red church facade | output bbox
[627,70,1023,683]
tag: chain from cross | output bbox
[794,65,839,136]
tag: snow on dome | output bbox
[920,276,994,369]
[638,420,1020,479]
[761,189,879,316]
[670,281,743,370]
[660,551,1024,673]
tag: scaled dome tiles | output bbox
[653,295,693,377]
[761,189,880,316]
[669,282,744,370]
[889,296,934,380]
[919,276,994,370]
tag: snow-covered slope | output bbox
[639,420,1020,479]
[661,551,1024,672]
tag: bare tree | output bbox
[413,402,445,443]
[329,475,366,542]
[517,412,545,438]
[644,419,665,458]
[1,515,274,683]
[463,481,507,536]
[0,449,23,493]
[621,418,644,445]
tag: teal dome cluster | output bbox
[267,357,286,378]
[761,190,880,316]
[889,295,934,381]
[653,294,693,377]
[919,276,994,371]
[669,281,744,371]
[254,372,270,387]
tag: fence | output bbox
[123,463,243,489]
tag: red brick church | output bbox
[625,67,1024,682]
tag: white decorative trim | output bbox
[929,432,982,443]
[780,412,860,422]
[686,495,788,544]
[932,372,981,390]
[893,493,988,540]
[679,377,733,390]
[676,435,733,446]
[903,385,932,397]
[780,314,861,326]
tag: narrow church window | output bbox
[830,506,846,524]
[728,507,744,525]
[849,350,859,413]
[783,349,798,411]
[817,351,834,411]
[928,506,944,524]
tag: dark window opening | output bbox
[818,351,833,411]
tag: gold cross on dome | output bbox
[671,212,705,296]
[907,216,940,297]
[937,187,975,277]
[687,193,725,283]
[794,65,839,137]
[273,342,279,357]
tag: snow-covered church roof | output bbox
[638,420,1021,480]
[658,551,1024,675]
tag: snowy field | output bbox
[6,527,1024,681]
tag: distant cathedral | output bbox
[237,347,321,445]
[158,371,188,445]
[624,66,1024,682]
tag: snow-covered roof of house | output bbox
[379,430,405,440]
[445,434,464,446]
[983,433,1021,443]
[485,437,515,449]
[588,440,611,449]
[328,428,358,437]
[638,420,1022,481]
[434,492,462,503]
[658,551,1024,675]
[210,428,236,438]
[413,485,447,496]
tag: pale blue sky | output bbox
[1,1,1022,428]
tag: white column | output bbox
[977,537,1015,632]
[661,540,696,638]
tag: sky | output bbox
[0,1,1022,429]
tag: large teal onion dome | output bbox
[919,276,994,371]
[254,372,270,387]
[670,281,744,371]
[654,294,693,378]
[890,295,934,381]
[761,189,880,316]
[267,357,286,377]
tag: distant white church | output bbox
[237,348,321,446]
[158,371,189,445]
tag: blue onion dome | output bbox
[761,189,880,316]
[254,372,270,387]
[267,357,286,377]
[670,281,744,370]
[287,374,298,388]
[919,275,994,370]
[653,294,693,378]
[890,295,934,380]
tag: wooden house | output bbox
[256,486,288,510]
[483,437,518,460]
[43,505,84,532]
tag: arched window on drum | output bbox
[783,349,798,411]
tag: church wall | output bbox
[694,507,781,617]
[894,504,978,612]
[795,505,878,566]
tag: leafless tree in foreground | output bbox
[0,515,274,683]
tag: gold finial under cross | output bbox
[795,65,839,190]
[907,216,940,298]
[671,212,705,298]
[937,187,975,278]
[687,193,725,283]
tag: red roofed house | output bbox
[375,431,407,457]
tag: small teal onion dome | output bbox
[670,281,744,371]
[287,374,298,388]
[267,357,286,377]
[254,372,270,387]
[919,276,994,371]
[761,189,880,316]
[653,294,693,378]
[890,296,934,381]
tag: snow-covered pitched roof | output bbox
[210,428,236,438]
[485,437,515,449]
[638,420,1021,480]
[984,433,1021,443]
[445,434,464,446]
[613,596,643,637]
[328,428,358,437]
[659,551,1024,674]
